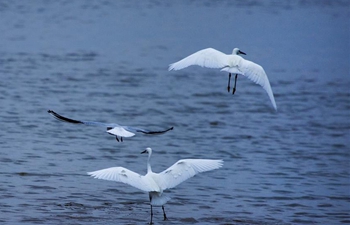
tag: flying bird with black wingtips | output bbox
[47,110,174,142]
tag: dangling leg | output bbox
[162,205,168,221]
[150,205,153,225]
[227,73,231,92]
[121,137,123,142]
[232,74,238,95]
[115,136,120,142]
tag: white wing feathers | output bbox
[154,159,223,190]
[169,48,229,71]
[87,167,159,192]
[168,48,277,110]
[231,59,277,110]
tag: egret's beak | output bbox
[238,50,246,55]
[141,150,147,154]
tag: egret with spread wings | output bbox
[88,147,223,224]
[169,48,277,110]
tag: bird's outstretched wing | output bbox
[107,126,173,138]
[48,110,136,138]
[169,48,229,71]
[47,110,118,127]
[88,167,160,192]
[124,126,174,135]
[221,59,277,110]
[154,159,223,190]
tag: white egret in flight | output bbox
[169,48,277,110]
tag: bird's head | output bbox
[233,48,246,55]
[141,147,152,155]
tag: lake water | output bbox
[0,1,349,224]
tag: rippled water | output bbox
[0,1,349,224]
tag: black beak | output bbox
[238,50,246,55]
[141,150,147,154]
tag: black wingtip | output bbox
[47,110,83,124]
[48,110,57,116]
[140,126,174,135]
[164,127,174,132]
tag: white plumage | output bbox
[154,159,223,190]
[87,167,158,192]
[87,147,223,223]
[169,48,277,111]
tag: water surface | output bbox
[0,1,349,224]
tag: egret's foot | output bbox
[232,74,238,95]
[162,205,167,221]
[227,86,230,92]
[232,88,236,95]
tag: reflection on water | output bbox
[0,0,349,224]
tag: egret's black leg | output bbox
[162,205,168,221]
[115,136,119,142]
[227,73,231,92]
[121,137,123,142]
[150,205,153,225]
[232,74,238,95]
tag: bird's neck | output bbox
[147,155,152,173]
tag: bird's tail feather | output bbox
[149,192,171,206]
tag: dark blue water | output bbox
[0,1,349,224]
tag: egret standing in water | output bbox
[168,48,277,110]
[87,147,223,224]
